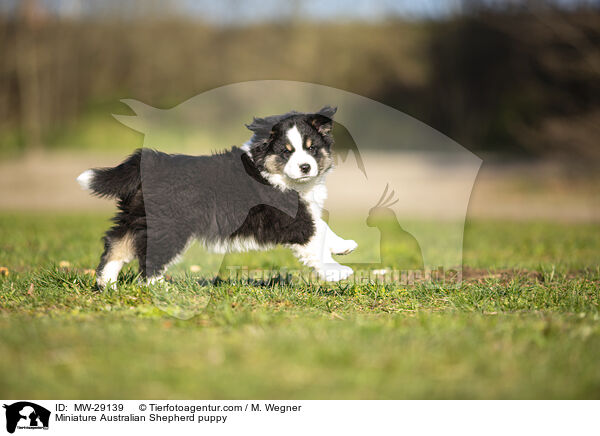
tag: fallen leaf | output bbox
[330,312,345,320]
[27,283,34,296]
[0,267,8,276]
[59,260,71,268]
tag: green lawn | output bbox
[0,213,599,398]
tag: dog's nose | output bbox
[299,163,311,174]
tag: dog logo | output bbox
[3,402,50,434]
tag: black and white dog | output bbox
[77,106,357,289]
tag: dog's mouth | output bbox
[288,175,314,183]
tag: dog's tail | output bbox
[77,149,142,199]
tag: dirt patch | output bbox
[460,267,543,283]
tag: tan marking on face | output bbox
[285,143,294,152]
[318,147,334,173]
[305,138,312,149]
[265,154,285,174]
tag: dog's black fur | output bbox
[94,147,318,279]
[82,107,340,287]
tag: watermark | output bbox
[88,80,481,318]
[223,266,462,286]
[3,402,50,434]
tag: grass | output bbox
[0,212,599,399]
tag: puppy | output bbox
[77,106,357,289]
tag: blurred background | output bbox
[0,0,598,220]
[2,1,599,401]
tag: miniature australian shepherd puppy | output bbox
[77,106,357,290]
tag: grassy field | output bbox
[0,212,599,399]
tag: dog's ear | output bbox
[308,106,336,136]
[317,106,337,119]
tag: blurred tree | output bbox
[0,0,597,160]
[15,0,45,150]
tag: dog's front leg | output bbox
[322,219,358,255]
[291,219,353,281]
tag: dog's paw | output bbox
[330,239,358,255]
[96,277,116,292]
[145,275,166,286]
[316,263,354,282]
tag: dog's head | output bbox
[247,106,336,188]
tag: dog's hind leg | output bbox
[140,230,191,285]
[96,229,136,290]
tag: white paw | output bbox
[316,263,354,282]
[97,277,116,291]
[331,239,358,255]
[146,275,165,286]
